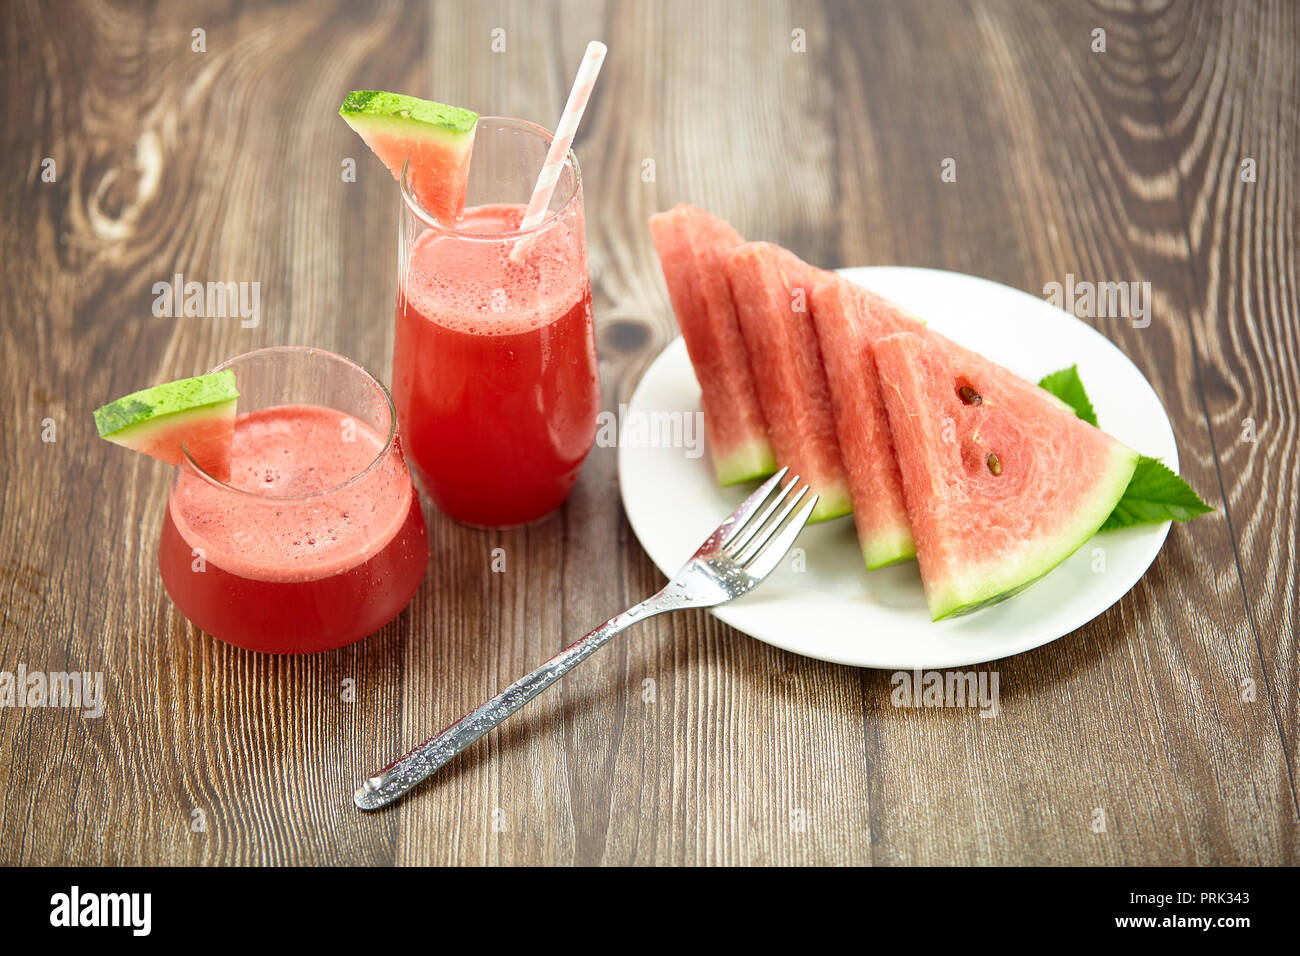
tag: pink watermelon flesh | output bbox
[377,128,473,224]
[129,412,237,481]
[649,205,776,485]
[873,330,1139,620]
[725,242,852,522]
[339,91,478,225]
[809,274,920,568]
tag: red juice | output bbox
[159,404,428,653]
[393,202,599,526]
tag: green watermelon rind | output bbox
[339,112,476,152]
[101,399,238,454]
[93,371,238,437]
[338,91,478,139]
[714,436,779,487]
[808,488,853,524]
[928,441,1140,621]
[862,523,916,571]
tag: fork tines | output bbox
[720,468,818,574]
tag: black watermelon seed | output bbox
[958,385,983,405]
[987,453,1002,476]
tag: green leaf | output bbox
[1101,455,1214,530]
[1037,365,1098,426]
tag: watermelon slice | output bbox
[725,242,852,523]
[93,371,239,482]
[809,274,921,568]
[339,90,478,225]
[873,330,1139,620]
[649,204,776,485]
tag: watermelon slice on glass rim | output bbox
[93,371,240,481]
[339,90,479,225]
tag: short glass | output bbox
[392,116,600,527]
[158,346,429,653]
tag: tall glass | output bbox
[393,117,600,527]
[158,346,428,653]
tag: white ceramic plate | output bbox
[618,267,1177,669]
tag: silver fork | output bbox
[354,466,816,811]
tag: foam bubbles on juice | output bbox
[169,405,412,582]
[402,203,587,336]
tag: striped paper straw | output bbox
[516,41,607,238]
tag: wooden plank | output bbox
[0,0,1293,866]
[1136,0,1299,849]
[821,0,1296,863]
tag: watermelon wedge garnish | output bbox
[649,204,777,485]
[725,242,853,523]
[873,330,1139,620]
[93,371,239,482]
[339,90,478,225]
[809,273,919,568]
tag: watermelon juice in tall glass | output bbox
[158,347,428,654]
[393,117,599,527]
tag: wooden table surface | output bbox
[2,0,1296,866]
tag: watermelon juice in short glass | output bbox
[393,117,599,527]
[158,347,428,653]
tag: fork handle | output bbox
[354,594,667,810]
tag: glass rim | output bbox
[399,115,583,240]
[179,345,398,502]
